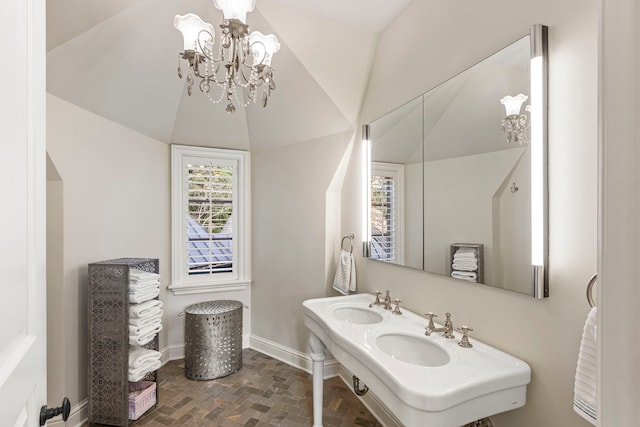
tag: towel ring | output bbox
[586,273,597,308]
[341,234,354,254]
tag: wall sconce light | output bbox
[529,24,548,298]
[361,124,371,258]
[500,93,530,145]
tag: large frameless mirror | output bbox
[364,25,548,298]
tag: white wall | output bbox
[251,131,352,353]
[343,1,598,426]
[46,94,171,409]
[46,94,253,411]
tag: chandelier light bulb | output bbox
[500,94,528,116]
[249,31,280,67]
[174,14,214,54]
[213,0,256,23]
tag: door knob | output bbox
[39,397,70,426]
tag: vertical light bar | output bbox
[362,124,371,258]
[530,24,549,298]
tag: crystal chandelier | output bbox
[174,0,280,113]
[500,94,530,145]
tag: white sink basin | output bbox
[377,334,449,367]
[332,306,383,324]
[303,293,531,427]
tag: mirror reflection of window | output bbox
[370,162,404,265]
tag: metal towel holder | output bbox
[586,274,597,308]
[341,234,354,254]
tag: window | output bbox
[170,145,250,294]
[370,162,404,264]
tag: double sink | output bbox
[303,293,531,427]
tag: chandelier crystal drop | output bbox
[174,0,280,113]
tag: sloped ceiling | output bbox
[46,0,411,151]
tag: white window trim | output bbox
[371,162,405,265]
[170,144,251,295]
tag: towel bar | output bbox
[586,274,597,308]
[341,234,355,254]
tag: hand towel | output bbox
[129,287,160,304]
[332,250,356,295]
[574,307,597,425]
[129,299,163,319]
[129,310,163,327]
[129,347,161,369]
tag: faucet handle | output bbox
[392,299,403,315]
[423,312,437,329]
[457,326,474,348]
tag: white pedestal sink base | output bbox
[308,333,326,427]
[303,294,531,427]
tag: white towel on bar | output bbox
[129,299,163,319]
[573,306,597,425]
[332,250,356,295]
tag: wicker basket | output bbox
[128,381,156,420]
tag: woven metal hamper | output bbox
[184,300,243,380]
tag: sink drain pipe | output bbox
[352,375,369,396]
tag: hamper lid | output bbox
[185,300,243,315]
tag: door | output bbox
[0,0,47,425]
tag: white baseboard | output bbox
[47,398,87,427]
[249,334,340,378]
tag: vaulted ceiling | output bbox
[46,0,412,151]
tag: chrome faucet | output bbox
[424,312,455,339]
[383,290,392,310]
[369,291,384,308]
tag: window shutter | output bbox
[371,173,397,263]
[186,161,235,275]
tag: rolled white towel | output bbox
[129,323,162,346]
[129,347,161,369]
[451,271,478,281]
[129,281,160,294]
[128,359,162,382]
[129,299,163,319]
[454,252,477,259]
[129,269,161,281]
[129,310,163,327]
[452,262,478,271]
[129,287,160,304]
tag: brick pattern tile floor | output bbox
[89,348,383,427]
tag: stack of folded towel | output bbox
[129,299,163,346]
[129,269,161,304]
[128,347,162,382]
[451,247,479,283]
